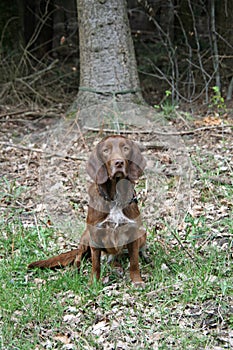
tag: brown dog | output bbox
[29,135,147,286]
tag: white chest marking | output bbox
[98,205,135,228]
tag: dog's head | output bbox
[86,135,146,184]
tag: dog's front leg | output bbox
[91,247,101,282]
[127,240,145,287]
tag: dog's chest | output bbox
[98,205,135,228]
[108,205,135,225]
[91,205,137,252]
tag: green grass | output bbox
[0,209,232,350]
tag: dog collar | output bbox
[97,185,138,205]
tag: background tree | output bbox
[73,0,143,111]
[1,0,233,108]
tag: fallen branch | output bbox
[84,124,232,137]
[0,142,87,161]
[83,126,152,134]
[0,110,61,120]
[0,110,30,119]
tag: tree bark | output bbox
[72,0,143,111]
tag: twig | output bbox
[174,11,194,100]
[170,229,199,266]
[70,114,88,149]
[0,142,87,161]
[84,124,232,137]
[175,110,192,129]
[0,109,64,123]
[141,143,169,150]
[15,78,53,104]
[147,4,179,103]
[15,59,59,83]
[210,0,221,89]
[188,0,210,102]
[83,126,152,134]
[0,110,29,119]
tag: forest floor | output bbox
[0,102,232,349]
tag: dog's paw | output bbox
[132,281,146,289]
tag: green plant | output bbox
[210,86,226,110]
[154,90,177,117]
[0,177,26,202]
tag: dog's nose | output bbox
[114,159,124,168]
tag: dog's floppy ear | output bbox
[128,141,146,181]
[86,146,108,184]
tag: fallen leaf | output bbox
[53,333,70,344]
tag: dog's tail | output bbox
[28,249,80,269]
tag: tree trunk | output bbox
[72,0,143,112]
[215,0,233,97]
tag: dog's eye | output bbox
[123,146,130,153]
[103,148,110,155]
